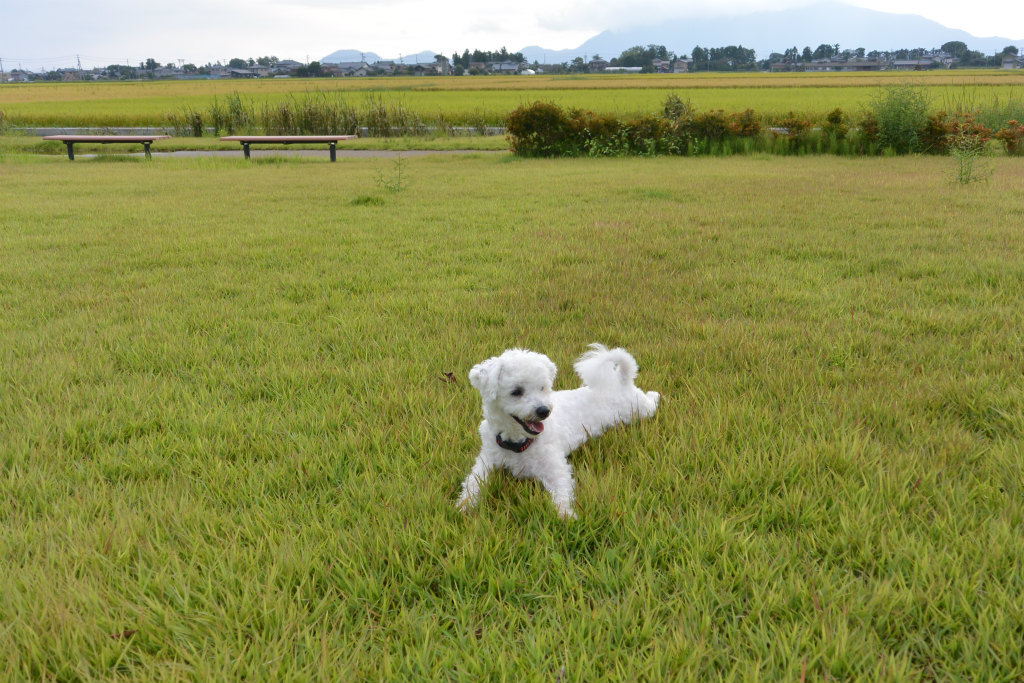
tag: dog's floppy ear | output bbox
[469,357,502,402]
[545,357,557,384]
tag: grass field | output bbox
[1,151,1023,681]
[3,71,1024,128]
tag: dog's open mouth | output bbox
[513,415,545,435]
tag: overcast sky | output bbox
[2,0,1021,70]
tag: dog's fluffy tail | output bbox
[574,343,639,391]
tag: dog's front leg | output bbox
[541,463,577,519]
[457,455,494,512]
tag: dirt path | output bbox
[150,149,505,159]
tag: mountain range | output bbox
[323,1,1022,65]
[320,50,440,65]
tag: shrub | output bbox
[773,111,813,153]
[505,101,577,157]
[922,110,993,155]
[921,110,954,154]
[504,93,1010,160]
[569,108,625,156]
[726,109,761,138]
[623,115,680,156]
[995,120,1024,155]
[685,110,730,142]
[822,107,848,140]
[949,128,992,185]
[868,85,931,154]
[857,111,880,148]
[662,94,692,122]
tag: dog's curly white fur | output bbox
[457,344,659,518]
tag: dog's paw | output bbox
[456,494,477,514]
[555,504,577,520]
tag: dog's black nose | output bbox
[535,405,551,420]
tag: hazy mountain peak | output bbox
[324,2,1022,66]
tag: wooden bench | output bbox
[220,135,358,162]
[43,135,171,160]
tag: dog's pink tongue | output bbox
[527,420,545,434]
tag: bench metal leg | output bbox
[143,141,153,160]
[65,141,75,160]
[242,142,251,160]
[330,141,337,162]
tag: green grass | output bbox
[1,153,1023,681]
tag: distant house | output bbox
[651,58,672,73]
[587,57,609,72]
[672,58,692,73]
[893,58,941,70]
[416,58,452,76]
[273,60,303,75]
[803,59,843,72]
[57,68,86,81]
[323,61,372,77]
[1002,55,1023,69]
[843,59,886,71]
[805,59,884,72]
[373,61,398,75]
[771,61,802,72]
[153,66,183,79]
[490,61,522,74]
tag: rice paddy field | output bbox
[3,70,1024,128]
[1,147,1023,681]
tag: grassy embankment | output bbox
[2,152,1023,680]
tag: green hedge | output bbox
[505,90,1024,158]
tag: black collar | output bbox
[496,433,534,453]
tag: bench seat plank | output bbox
[219,135,358,161]
[43,135,172,160]
[220,135,357,143]
[43,135,172,143]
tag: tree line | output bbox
[449,48,526,75]
[50,39,1020,82]
[768,41,1017,68]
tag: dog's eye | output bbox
[510,386,524,397]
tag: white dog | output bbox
[457,344,660,518]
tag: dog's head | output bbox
[470,349,557,436]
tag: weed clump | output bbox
[863,84,931,154]
[995,119,1024,155]
[170,91,426,137]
